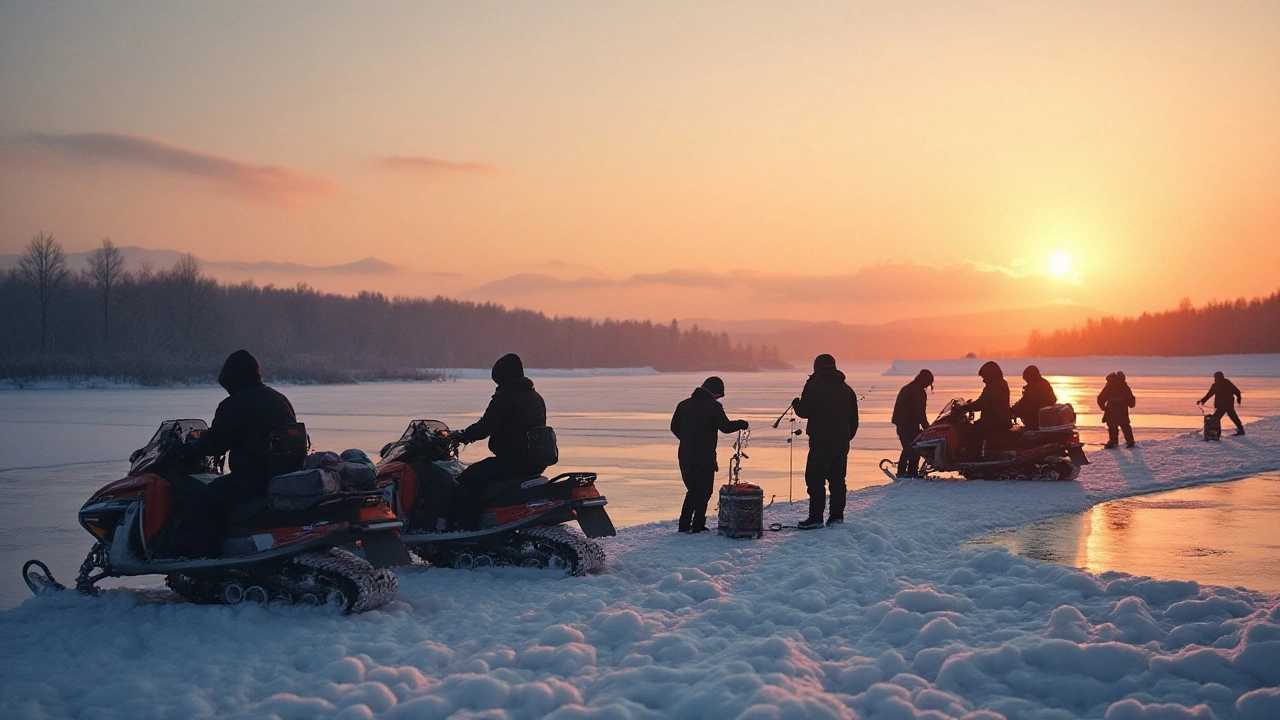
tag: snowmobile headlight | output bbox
[83,521,109,540]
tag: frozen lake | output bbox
[3,365,1280,609]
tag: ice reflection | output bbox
[964,474,1280,593]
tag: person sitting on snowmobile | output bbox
[181,349,298,556]
[957,361,1011,456]
[1010,365,1057,431]
[454,353,550,529]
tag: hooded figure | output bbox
[669,376,749,533]
[891,369,933,477]
[960,361,1011,443]
[1011,365,1057,430]
[791,354,859,529]
[454,353,550,528]
[1097,371,1136,448]
[1199,371,1245,436]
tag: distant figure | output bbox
[1011,365,1057,430]
[455,353,550,528]
[670,377,749,534]
[958,361,1011,454]
[891,369,933,478]
[1198,371,1245,437]
[1097,371,1136,448]
[791,354,859,530]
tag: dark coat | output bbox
[1200,378,1242,410]
[1098,379,1135,425]
[190,350,297,480]
[670,387,748,468]
[460,377,547,463]
[794,366,859,445]
[891,380,929,434]
[962,378,1011,433]
[1012,377,1057,430]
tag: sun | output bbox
[1048,251,1073,278]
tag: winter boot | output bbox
[797,518,825,530]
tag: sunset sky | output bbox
[2,1,1277,325]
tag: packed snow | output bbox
[885,354,1280,379]
[3,406,1279,718]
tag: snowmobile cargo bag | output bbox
[525,426,559,467]
[717,483,763,539]
[1203,414,1222,441]
[267,467,341,512]
[267,422,308,477]
[1038,404,1076,429]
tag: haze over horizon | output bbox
[3,2,1278,326]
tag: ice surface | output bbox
[2,376,1279,718]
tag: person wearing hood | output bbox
[1198,371,1245,436]
[182,350,297,556]
[891,369,933,478]
[1010,365,1057,431]
[454,353,550,528]
[958,361,1011,453]
[1097,372,1137,448]
[670,376,750,533]
[791,354,859,530]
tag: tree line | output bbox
[1,233,787,384]
[1024,291,1280,357]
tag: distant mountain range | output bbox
[0,246,399,277]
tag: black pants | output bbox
[678,462,716,532]
[1211,407,1244,432]
[1107,423,1135,446]
[456,455,545,529]
[163,471,266,558]
[805,441,849,522]
[895,427,921,477]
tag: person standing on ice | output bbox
[1198,371,1245,436]
[670,376,750,534]
[454,353,551,528]
[791,354,859,530]
[958,361,1011,455]
[891,369,933,478]
[1010,365,1056,430]
[1097,371,1136,448]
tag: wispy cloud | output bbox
[374,155,502,176]
[24,132,337,206]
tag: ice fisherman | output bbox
[791,354,859,530]
[1011,365,1057,430]
[1198,371,1245,437]
[891,369,933,478]
[1097,371,1136,448]
[454,353,552,529]
[957,361,1011,454]
[669,376,750,534]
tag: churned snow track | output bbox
[2,419,1279,719]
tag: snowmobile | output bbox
[880,400,1090,482]
[22,419,407,613]
[375,419,616,576]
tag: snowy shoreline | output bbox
[885,354,1280,378]
[2,419,1279,719]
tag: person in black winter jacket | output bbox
[182,349,297,556]
[455,353,549,528]
[959,361,1011,455]
[1011,365,1057,430]
[670,376,749,533]
[792,354,859,529]
[1199,371,1245,436]
[1098,371,1136,448]
[891,369,933,478]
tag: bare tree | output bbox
[18,231,70,352]
[86,238,126,346]
[168,253,215,347]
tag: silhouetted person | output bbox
[1199,371,1245,436]
[1097,371,1136,448]
[891,369,933,478]
[670,377,749,534]
[455,353,549,528]
[184,350,298,556]
[1011,365,1057,430]
[958,361,1011,456]
[792,354,859,529]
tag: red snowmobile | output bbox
[22,419,407,613]
[880,400,1090,482]
[375,419,616,576]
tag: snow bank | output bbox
[885,354,1280,378]
[3,419,1279,719]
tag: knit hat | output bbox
[701,376,725,398]
[813,354,836,371]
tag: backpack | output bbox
[525,426,559,467]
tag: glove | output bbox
[791,397,801,408]
[738,420,750,430]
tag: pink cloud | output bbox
[374,155,502,176]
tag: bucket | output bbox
[717,483,763,539]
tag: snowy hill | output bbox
[2,419,1279,719]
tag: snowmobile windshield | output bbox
[381,419,453,463]
[129,419,209,475]
[938,398,968,423]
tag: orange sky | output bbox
[2,1,1277,325]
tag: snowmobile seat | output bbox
[223,496,271,526]
[481,474,547,502]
